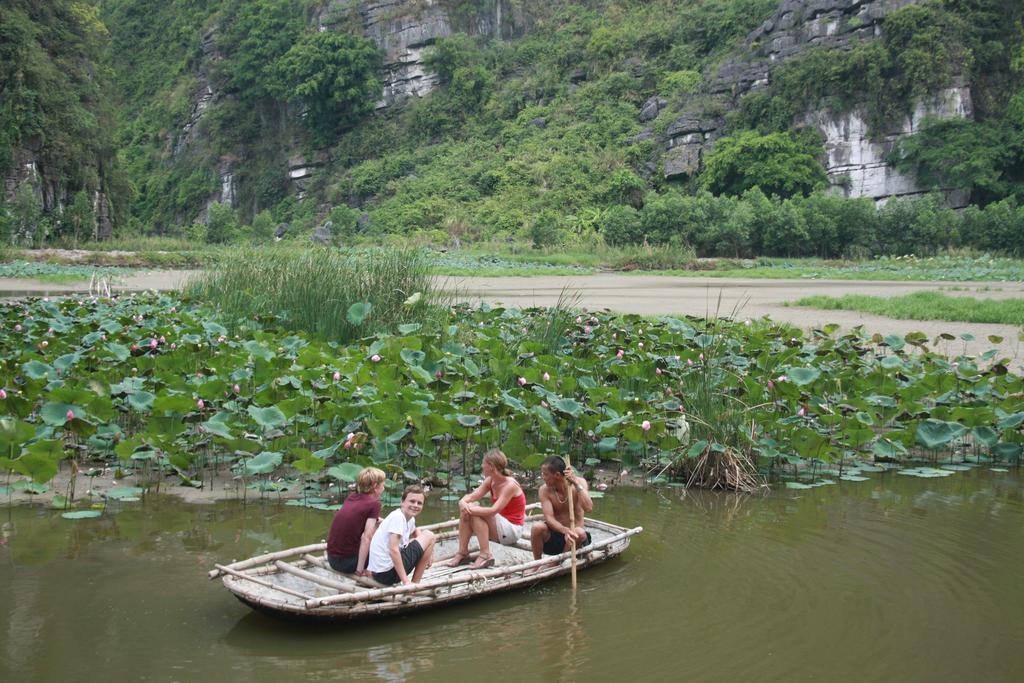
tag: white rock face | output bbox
[807,86,973,205]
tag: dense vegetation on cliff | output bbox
[0,0,127,243]
[2,1,1023,255]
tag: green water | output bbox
[1,468,1022,682]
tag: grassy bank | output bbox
[792,291,1024,325]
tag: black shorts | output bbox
[543,530,592,556]
[372,540,425,585]
[327,554,358,573]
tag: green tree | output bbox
[601,204,642,245]
[700,131,828,198]
[275,32,382,140]
[218,0,304,101]
[63,190,95,246]
[206,203,239,244]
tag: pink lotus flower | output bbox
[612,333,617,340]
[638,328,643,334]
[541,400,548,408]
[14,324,22,332]
[543,372,550,381]
[217,335,226,343]
[333,371,341,381]
[698,353,704,361]
[233,384,241,393]
[131,344,139,351]
[435,370,443,378]
[584,325,592,334]
[370,354,381,363]
[159,335,166,344]
[149,339,158,349]
[48,327,54,334]
[575,316,582,323]
[638,342,644,349]
[777,375,787,383]
[347,432,355,441]
[196,399,205,410]
[170,306,176,313]
[170,342,176,349]
[687,358,694,367]
[767,380,775,390]
[655,367,662,375]
[797,407,806,417]
[101,334,107,341]
[0,389,7,400]
[343,440,352,449]
[616,349,624,359]
[641,420,651,431]
[66,409,75,421]
[518,376,527,386]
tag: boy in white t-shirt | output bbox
[367,485,436,586]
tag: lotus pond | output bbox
[1,291,1022,510]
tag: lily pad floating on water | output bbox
[62,510,102,519]
[989,468,1009,473]
[440,495,461,502]
[785,482,814,490]
[839,475,871,482]
[102,486,144,500]
[940,464,973,471]
[897,467,955,478]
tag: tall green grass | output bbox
[792,291,1024,325]
[185,247,448,342]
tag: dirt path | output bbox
[3,270,1021,366]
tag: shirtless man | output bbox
[530,456,594,560]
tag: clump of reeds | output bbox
[185,246,448,342]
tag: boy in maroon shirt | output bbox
[326,467,386,574]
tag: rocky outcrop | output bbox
[654,0,968,205]
[317,1,529,109]
[174,30,219,157]
[809,84,972,204]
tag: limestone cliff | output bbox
[657,0,970,206]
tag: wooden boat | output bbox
[208,504,642,621]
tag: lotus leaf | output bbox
[243,451,283,475]
[787,367,821,386]
[327,462,363,482]
[62,510,102,519]
[916,419,968,449]
[248,406,287,430]
[101,486,144,500]
[346,302,372,326]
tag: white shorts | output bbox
[495,513,524,546]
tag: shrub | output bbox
[601,204,642,245]
[528,210,562,248]
[700,130,828,199]
[206,203,239,244]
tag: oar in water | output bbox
[566,454,578,590]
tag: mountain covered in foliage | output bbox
[2,0,1023,254]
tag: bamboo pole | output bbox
[208,542,327,579]
[306,526,642,609]
[273,560,356,593]
[214,563,314,601]
[566,455,577,590]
